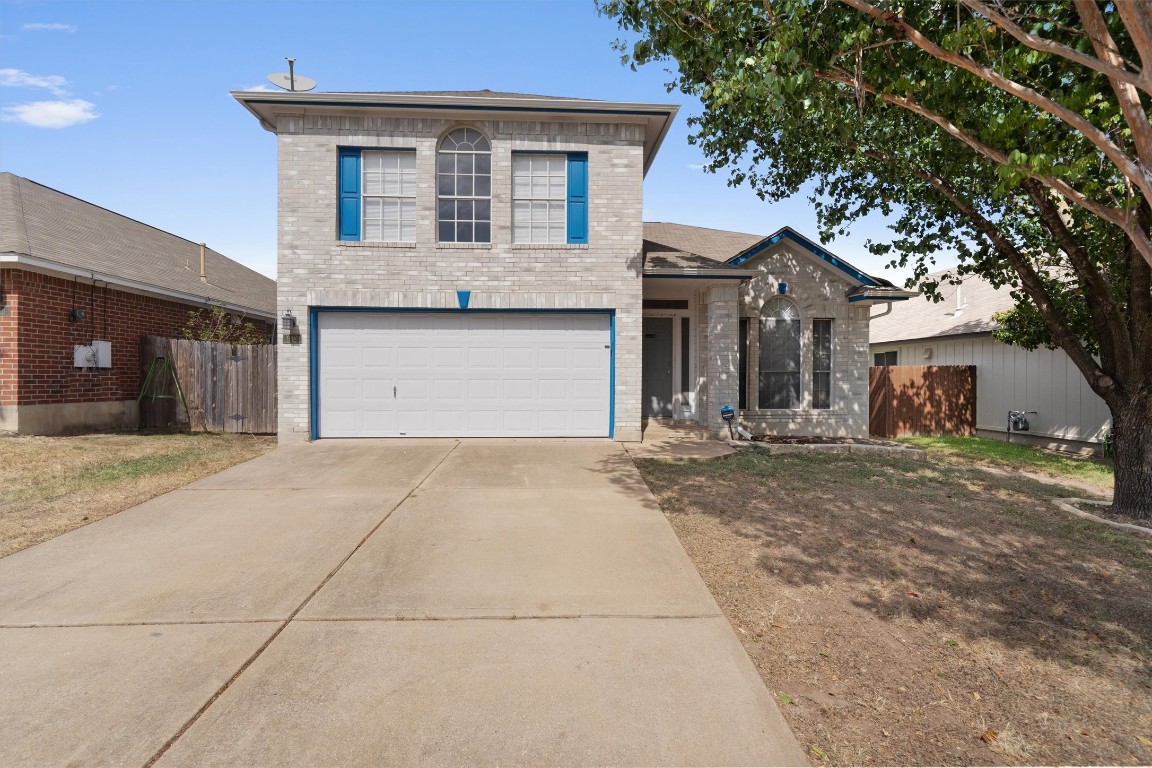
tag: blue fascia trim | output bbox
[309,308,320,441]
[643,273,751,280]
[609,313,616,439]
[311,307,613,314]
[729,229,880,287]
[310,307,618,440]
[848,294,911,303]
[244,98,674,120]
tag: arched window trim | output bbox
[758,296,802,410]
[437,126,492,243]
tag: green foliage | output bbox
[181,305,268,345]
[598,0,1143,349]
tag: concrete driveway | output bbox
[0,439,806,767]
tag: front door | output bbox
[642,317,674,417]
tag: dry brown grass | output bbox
[0,431,275,558]
[636,450,1152,766]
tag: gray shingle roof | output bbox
[869,271,1015,344]
[643,222,765,263]
[642,240,750,271]
[0,173,275,317]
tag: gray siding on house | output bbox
[274,114,646,442]
[871,336,1111,445]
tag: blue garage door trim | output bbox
[309,307,616,441]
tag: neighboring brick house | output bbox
[233,89,911,442]
[0,173,276,434]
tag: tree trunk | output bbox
[1110,388,1152,520]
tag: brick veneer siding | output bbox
[735,242,872,438]
[274,114,645,442]
[0,268,268,408]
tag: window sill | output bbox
[512,243,590,250]
[436,243,493,250]
[338,241,416,248]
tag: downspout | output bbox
[199,243,207,283]
[870,301,893,319]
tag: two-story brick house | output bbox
[234,89,911,443]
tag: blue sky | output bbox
[0,0,919,281]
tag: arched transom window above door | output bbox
[437,128,492,243]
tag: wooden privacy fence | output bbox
[869,365,976,438]
[139,336,276,433]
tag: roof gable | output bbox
[728,227,893,288]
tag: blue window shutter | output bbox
[566,153,588,244]
[338,148,361,241]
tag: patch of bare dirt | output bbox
[635,452,1152,766]
[0,431,275,558]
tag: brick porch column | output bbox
[702,283,740,436]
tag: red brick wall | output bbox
[0,269,18,407]
[2,269,271,407]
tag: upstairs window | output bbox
[512,153,588,244]
[513,155,566,243]
[338,148,415,242]
[438,128,491,243]
[363,151,416,242]
[758,297,801,409]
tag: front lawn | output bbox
[635,446,1150,766]
[0,432,275,558]
[900,435,1114,495]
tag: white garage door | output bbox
[317,312,612,438]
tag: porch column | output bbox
[702,283,740,436]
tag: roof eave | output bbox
[0,252,275,320]
[230,91,680,174]
[643,268,756,279]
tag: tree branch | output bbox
[960,0,1152,96]
[1115,0,1152,82]
[817,69,1152,269]
[840,0,1152,205]
[899,162,1118,400]
[1020,178,1132,381]
[1072,0,1152,183]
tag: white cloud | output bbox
[22,23,76,32]
[1,99,98,128]
[0,68,69,96]
[241,84,277,92]
[687,163,709,171]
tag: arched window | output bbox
[437,128,491,243]
[759,297,801,409]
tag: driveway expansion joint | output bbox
[292,612,727,622]
[142,441,462,768]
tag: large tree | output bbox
[601,0,1152,518]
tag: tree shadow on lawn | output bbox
[636,451,1152,692]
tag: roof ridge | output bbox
[644,220,766,239]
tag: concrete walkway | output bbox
[0,439,806,767]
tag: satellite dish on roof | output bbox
[267,57,316,92]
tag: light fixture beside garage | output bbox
[282,310,301,344]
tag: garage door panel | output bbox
[319,312,610,438]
